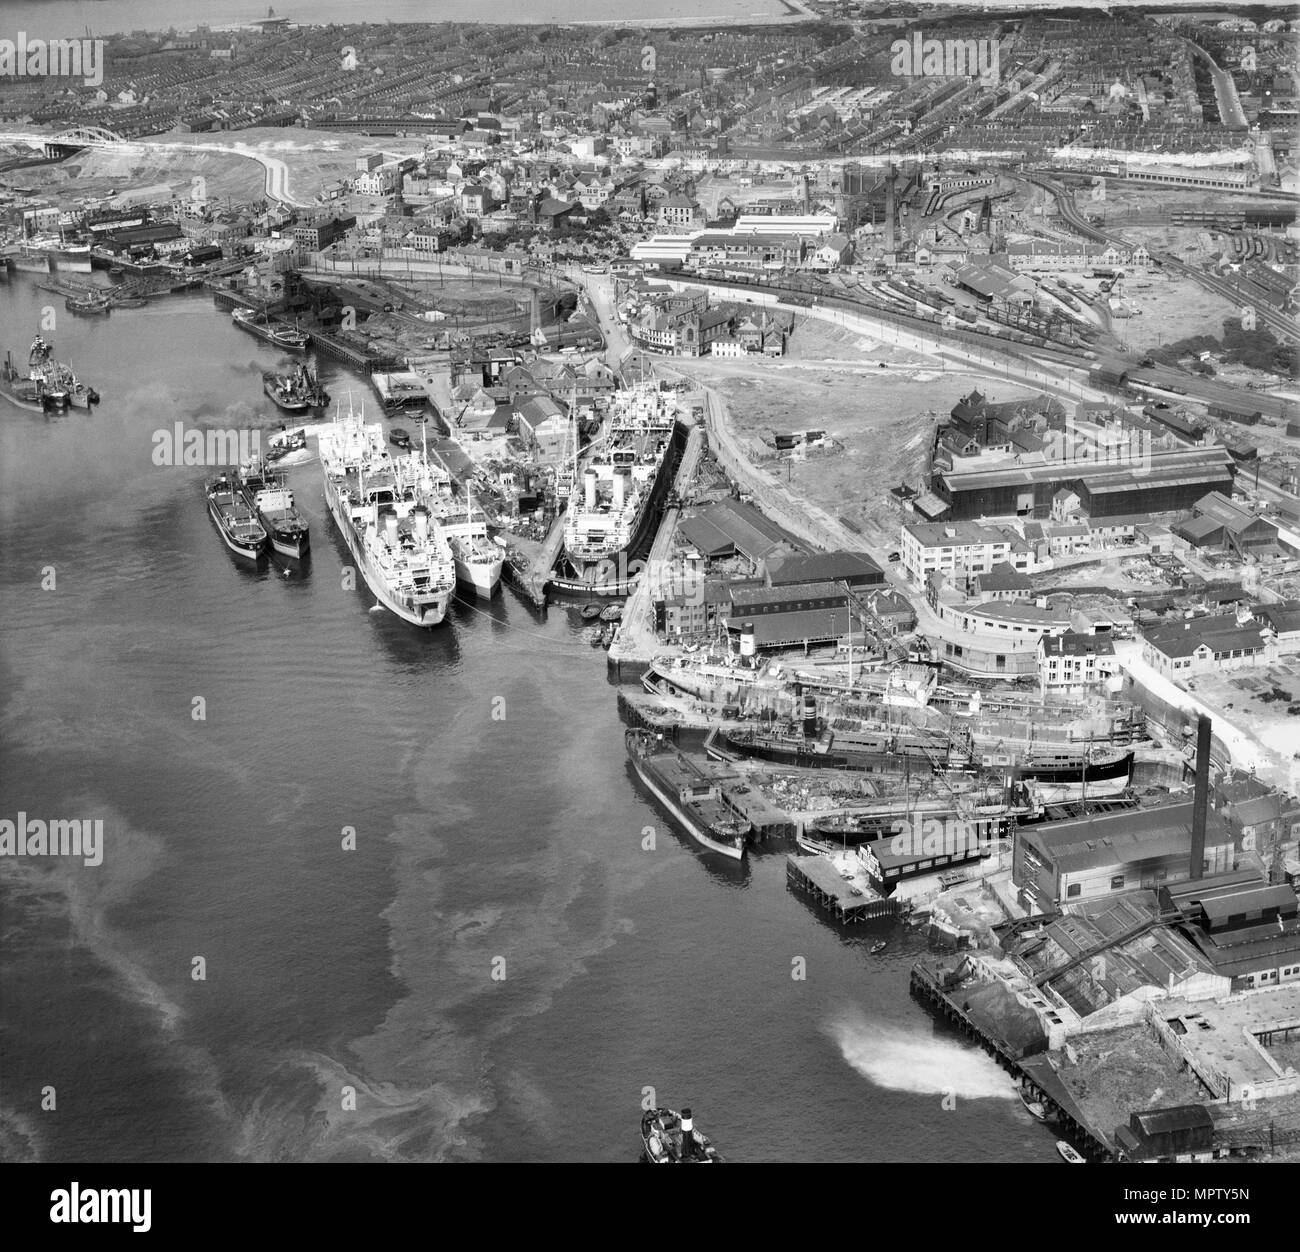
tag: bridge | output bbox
[0,126,127,157]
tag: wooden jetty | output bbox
[786,853,896,923]
[909,958,1114,1161]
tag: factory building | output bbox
[932,446,1236,521]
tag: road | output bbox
[1183,38,1248,130]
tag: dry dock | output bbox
[607,422,706,678]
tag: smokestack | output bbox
[412,504,430,542]
[384,512,399,548]
[584,469,597,511]
[1190,714,1211,881]
[884,163,895,255]
[613,468,627,510]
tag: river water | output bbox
[0,276,1055,1162]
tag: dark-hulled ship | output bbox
[234,459,310,559]
[206,472,267,560]
[625,729,749,860]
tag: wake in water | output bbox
[825,1008,1015,1101]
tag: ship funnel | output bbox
[613,468,627,510]
[739,621,756,659]
[680,1108,693,1131]
[584,469,597,510]
[802,693,818,738]
[384,511,399,547]
[1190,713,1211,881]
[412,504,430,542]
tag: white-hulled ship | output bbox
[440,492,503,596]
[317,397,456,627]
[560,382,678,584]
[408,423,502,596]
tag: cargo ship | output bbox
[206,472,267,560]
[317,396,456,627]
[560,383,678,586]
[232,306,310,352]
[625,729,750,860]
[234,459,310,559]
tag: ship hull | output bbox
[207,498,265,560]
[264,377,310,413]
[626,752,745,860]
[234,314,309,353]
[323,476,450,628]
[1013,752,1132,804]
[453,553,503,597]
[267,528,309,560]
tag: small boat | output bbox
[580,602,603,621]
[108,266,123,277]
[1056,1141,1086,1164]
[870,940,887,955]
[641,1107,722,1164]
[389,427,411,450]
[266,427,309,462]
[599,602,624,623]
[1019,1087,1050,1122]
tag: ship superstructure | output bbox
[561,382,678,581]
[317,397,456,627]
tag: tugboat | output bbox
[263,369,311,414]
[234,459,310,559]
[206,472,268,560]
[266,426,308,462]
[641,1107,722,1164]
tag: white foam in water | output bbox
[826,1008,1016,1100]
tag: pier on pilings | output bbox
[786,854,897,923]
[908,958,1116,1161]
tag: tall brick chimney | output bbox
[1190,714,1211,881]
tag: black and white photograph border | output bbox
[1,0,1299,1209]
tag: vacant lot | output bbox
[684,353,1039,545]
